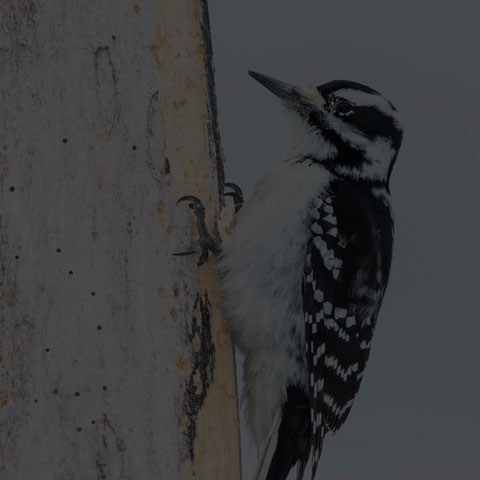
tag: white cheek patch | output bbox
[327,115,368,147]
[335,88,402,125]
[363,137,396,169]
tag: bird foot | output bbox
[224,182,244,213]
[173,195,222,266]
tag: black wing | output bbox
[302,181,393,477]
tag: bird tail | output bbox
[253,408,283,480]
[253,386,312,480]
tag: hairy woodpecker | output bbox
[218,72,403,480]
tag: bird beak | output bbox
[248,71,298,102]
[248,70,325,109]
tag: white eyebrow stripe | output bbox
[335,88,401,123]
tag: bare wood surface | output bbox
[0,1,239,478]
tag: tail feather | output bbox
[253,408,283,480]
[254,386,311,480]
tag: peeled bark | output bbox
[0,1,240,478]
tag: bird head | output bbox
[249,71,403,185]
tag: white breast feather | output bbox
[219,157,330,446]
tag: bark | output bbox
[0,1,239,479]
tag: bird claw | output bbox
[176,195,203,207]
[224,182,244,213]
[174,195,221,266]
[174,183,242,265]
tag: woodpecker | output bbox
[217,72,403,480]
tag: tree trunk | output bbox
[0,1,240,479]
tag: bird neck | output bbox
[293,154,391,190]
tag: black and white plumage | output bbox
[219,72,403,480]
[303,180,393,477]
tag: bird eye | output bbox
[335,101,353,115]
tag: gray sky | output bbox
[209,1,480,479]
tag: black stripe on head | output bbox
[305,108,401,185]
[318,80,398,113]
[307,110,366,163]
[318,80,380,97]
[343,106,403,151]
